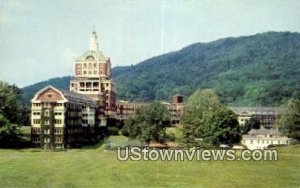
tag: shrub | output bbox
[107,126,119,135]
[120,127,129,137]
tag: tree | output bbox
[241,117,261,134]
[181,89,222,147]
[277,94,300,140]
[122,114,141,138]
[0,81,28,148]
[0,81,29,125]
[205,108,241,145]
[181,89,241,147]
[0,114,21,148]
[122,102,170,143]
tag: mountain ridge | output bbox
[22,31,300,106]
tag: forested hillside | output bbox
[22,32,300,106]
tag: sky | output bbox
[0,0,300,87]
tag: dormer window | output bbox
[86,56,95,61]
[47,93,52,98]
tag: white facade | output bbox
[242,128,290,150]
[82,106,96,127]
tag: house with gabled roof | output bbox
[31,85,98,149]
[241,127,290,150]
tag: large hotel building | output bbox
[30,31,280,149]
[31,31,116,149]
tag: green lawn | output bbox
[0,136,299,188]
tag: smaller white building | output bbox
[241,127,290,150]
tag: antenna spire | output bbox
[90,30,98,52]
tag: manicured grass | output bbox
[0,136,299,188]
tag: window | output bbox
[55,119,62,124]
[33,119,41,124]
[32,103,41,107]
[86,82,92,88]
[32,128,41,134]
[44,138,50,143]
[93,82,99,87]
[44,120,50,125]
[32,137,39,142]
[55,128,63,134]
[55,137,62,143]
[44,110,49,116]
